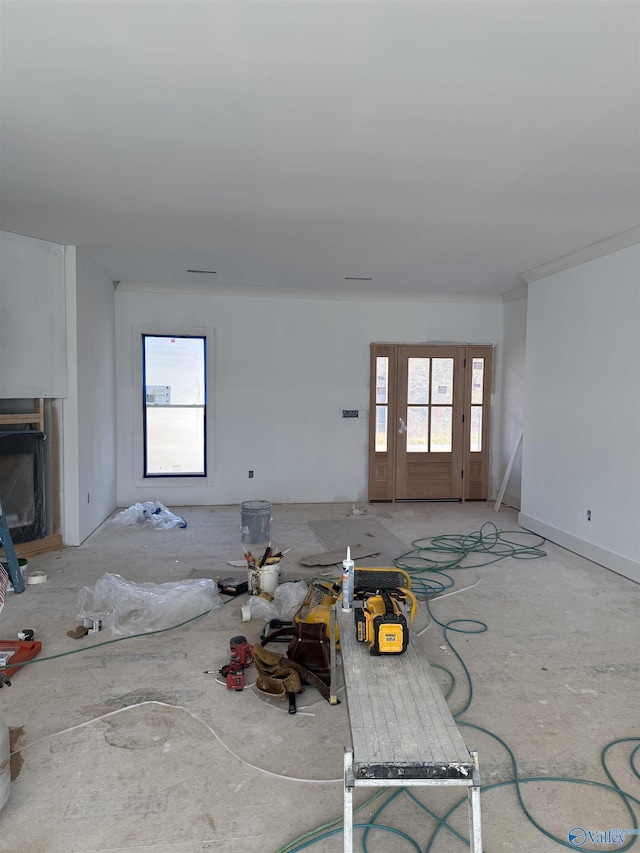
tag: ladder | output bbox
[0,498,25,594]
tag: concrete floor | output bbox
[0,502,638,853]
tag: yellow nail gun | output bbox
[354,587,417,655]
[294,580,341,643]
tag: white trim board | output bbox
[116,280,501,304]
[501,284,528,303]
[501,492,521,511]
[520,227,640,284]
[518,513,639,585]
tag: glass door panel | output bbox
[431,407,453,452]
[407,407,429,452]
[431,358,454,404]
[375,356,389,452]
[375,406,388,452]
[407,358,430,404]
[471,358,484,405]
[376,357,389,403]
[470,407,483,453]
[470,357,484,452]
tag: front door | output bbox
[368,344,492,501]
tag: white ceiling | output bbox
[1,1,638,298]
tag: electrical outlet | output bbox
[587,509,591,521]
[248,470,254,478]
[342,410,359,418]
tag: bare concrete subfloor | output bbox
[0,502,638,853]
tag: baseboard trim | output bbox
[502,492,521,511]
[518,514,639,584]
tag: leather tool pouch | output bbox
[252,644,302,699]
[256,622,334,703]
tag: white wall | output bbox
[115,287,503,507]
[0,230,67,397]
[76,251,117,540]
[0,230,71,541]
[520,243,640,582]
[498,290,527,509]
[61,247,80,544]
[62,249,118,545]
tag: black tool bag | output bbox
[288,621,332,685]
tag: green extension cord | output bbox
[276,523,639,853]
[4,527,636,851]
[0,604,221,672]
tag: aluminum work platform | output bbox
[333,605,483,853]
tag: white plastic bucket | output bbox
[259,564,280,596]
[247,564,280,597]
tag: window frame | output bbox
[133,326,213,487]
[142,333,207,478]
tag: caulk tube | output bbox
[342,546,354,611]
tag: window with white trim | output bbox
[142,334,207,477]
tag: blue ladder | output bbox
[0,499,25,594]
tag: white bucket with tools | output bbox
[247,564,280,597]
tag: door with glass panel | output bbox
[369,344,492,501]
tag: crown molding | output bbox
[520,226,640,284]
[501,283,528,303]
[116,281,502,304]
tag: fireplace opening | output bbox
[0,431,46,544]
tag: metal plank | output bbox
[338,608,472,780]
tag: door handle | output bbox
[398,418,407,434]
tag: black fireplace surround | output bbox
[0,430,46,544]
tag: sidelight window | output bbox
[470,358,484,452]
[375,356,389,452]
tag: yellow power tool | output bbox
[292,569,418,652]
[354,588,416,655]
[294,580,341,643]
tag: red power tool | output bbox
[219,635,254,691]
